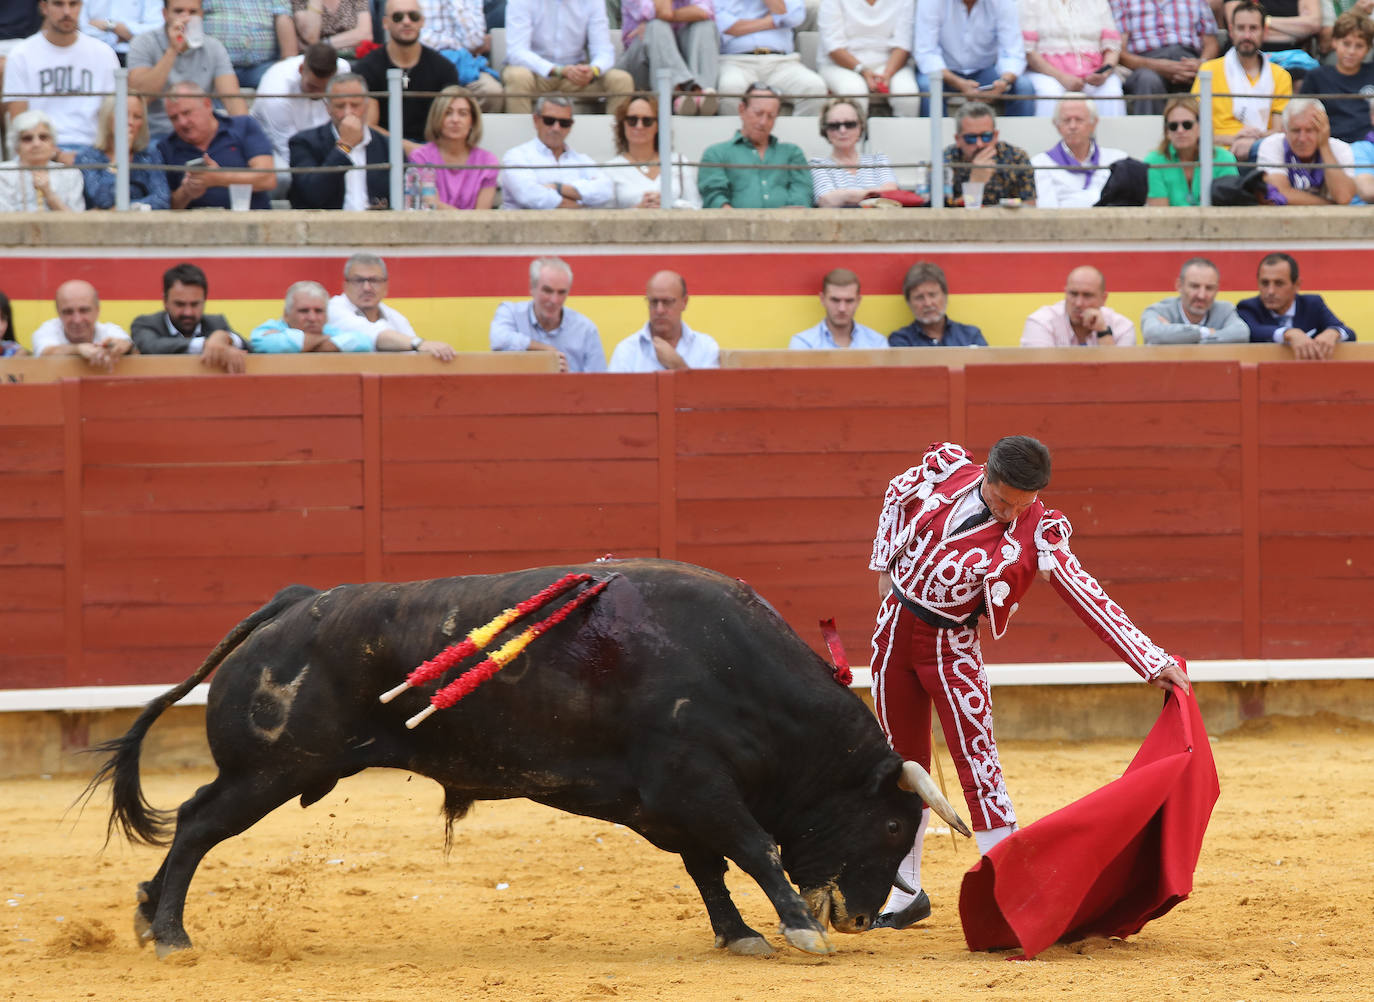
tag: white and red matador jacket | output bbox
[869,442,1177,682]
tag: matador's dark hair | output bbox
[986,436,1052,492]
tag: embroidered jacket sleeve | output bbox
[1035,509,1178,681]
[869,441,972,571]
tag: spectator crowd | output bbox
[3,0,1374,209]
[0,250,1356,371]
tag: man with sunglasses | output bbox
[501,0,633,114]
[868,436,1189,930]
[941,101,1034,206]
[499,94,613,208]
[698,82,811,208]
[354,0,459,150]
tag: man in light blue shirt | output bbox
[913,0,1033,117]
[489,256,607,372]
[714,0,825,115]
[500,0,633,113]
[788,268,889,349]
[608,270,721,371]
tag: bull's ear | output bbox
[867,754,904,797]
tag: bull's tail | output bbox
[79,585,318,848]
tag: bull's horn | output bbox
[891,870,917,895]
[899,761,973,838]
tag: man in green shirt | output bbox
[698,84,811,208]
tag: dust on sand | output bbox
[2,714,1371,1002]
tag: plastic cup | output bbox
[229,184,252,211]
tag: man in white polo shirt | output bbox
[3,0,119,147]
[326,252,456,359]
[608,270,720,372]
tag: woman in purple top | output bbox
[408,85,499,210]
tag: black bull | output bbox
[86,559,966,957]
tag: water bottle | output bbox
[943,165,954,208]
[914,163,930,207]
[419,167,437,210]
[403,166,420,211]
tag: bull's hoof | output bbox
[716,933,774,956]
[133,905,153,947]
[154,936,193,960]
[782,926,834,955]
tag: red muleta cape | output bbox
[958,687,1219,959]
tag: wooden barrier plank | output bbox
[1045,488,1241,535]
[80,647,217,685]
[382,504,658,552]
[1258,362,1374,402]
[675,406,945,455]
[382,549,659,582]
[967,402,1241,448]
[677,452,904,500]
[79,374,363,419]
[0,519,63,566]
[676,498,874,545]
[83,554,366,604]
[84,603,265,649]
[0,655,60,688]
[83,416,364,464]
[0,472,64,517]
[83,509,364,559]
[1,426,64,472]
[382,414,659,461]
[1262,536,1374,579]
[1258,402,1374,446]
[1261,578,1374,621]
[1045,446,1241,491]
[1260,492,1373,534]
[993,621,1241,662]
[1261,624,1374,658]
[968,362,1241,404]
[380,373,656,417]
[673,367,951,409]
[82,462,363,512]
[0,384,63,424]
[0,567,64,610]
[0,611,65,657]
[1063,534,1242,580]
[382,459,659,507]
[1260,445,1374,490]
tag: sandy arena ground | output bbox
[2,712,1372,1002]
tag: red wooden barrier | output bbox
[2,362,1371,690]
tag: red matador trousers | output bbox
[870,593,1016,833]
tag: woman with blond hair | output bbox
[73,94,170,211]
[809,97,897,207]
[1143,95,1239,206]
[407,85,499,210]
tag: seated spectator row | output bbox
[0,250,1354,373]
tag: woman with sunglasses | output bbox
[809,97,896,207]
[605,96,702,208]
[0,110,85,213]
[1143,95,1239,206]
[292,0,373,58]
[72,94,171,211]
[409,85,499,209]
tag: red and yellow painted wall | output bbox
[4,244,1374,354]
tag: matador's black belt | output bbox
[891,586,980,632]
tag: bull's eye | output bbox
[887,819,901,836]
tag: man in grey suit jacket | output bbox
[130,262,248,373]
[1141,257,1249,345]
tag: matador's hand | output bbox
[1151,661,1191,694]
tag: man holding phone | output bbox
[158,80,276,208]
[913,0,1034,116]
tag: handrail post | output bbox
[929,77,944,207]
[656,69,673,209]
[114,68,130,211]
[1199,70,1214,207]
[387,68,404,210]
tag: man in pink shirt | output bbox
[1020,265,1136,347]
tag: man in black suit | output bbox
[130,262,248,373]
[289,73,390,209]
[1237,252,1357,361]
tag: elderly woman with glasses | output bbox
[605,96,701,208]
[0,110,85,212]
[1143,95,1239,206]
[809,97,897,207]
[72,94,171,211]
[408,85,500,209]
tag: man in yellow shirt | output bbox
[1191,1,1292,160]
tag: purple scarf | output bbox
[1283,138,1324,191]
[1044,140,1100,189]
